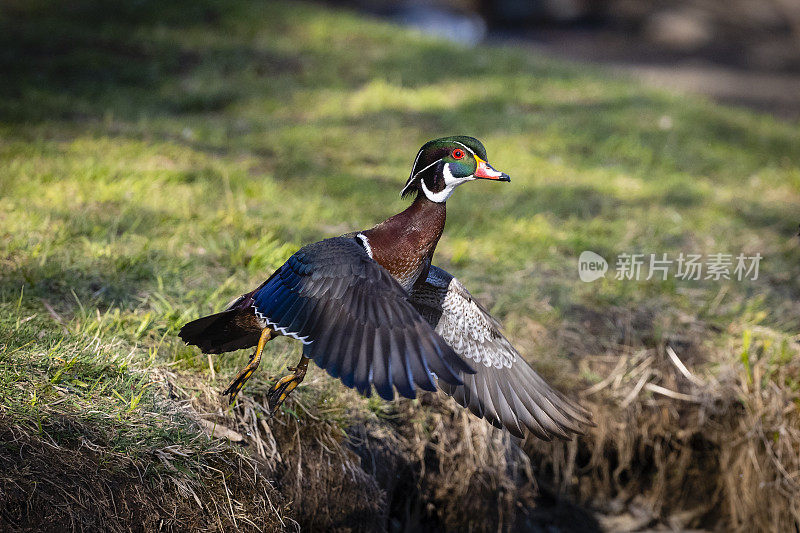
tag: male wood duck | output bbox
[180,136,593,439]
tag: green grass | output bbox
[1,0,800,526]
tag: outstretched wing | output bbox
[410,266,593,440]
[252,237,473,401]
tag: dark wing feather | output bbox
[252,237,473,400]
[410,266,594,440]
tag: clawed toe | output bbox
[267,357,309,417]
[267,374,301,416]
[222,370,253,403]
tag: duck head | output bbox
[400,136,510,203]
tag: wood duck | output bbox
[180,136,593,440]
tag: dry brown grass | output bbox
[162,301,799,532]
[0,413,291,532]
[164,364,596,532]
[165,369,388,532]
[717,331,800,531]
[5,306,795,532]
[523,308,800,532]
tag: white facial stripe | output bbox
[413,158,443,180]
[404,141,482,199]
[401,148,426,195]
[411,148,423,169]
[402,157,443,196]
[452,140,475,156]
[420,163,473,203]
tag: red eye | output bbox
[452,149,465,159]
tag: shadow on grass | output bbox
[0,0,302,123]
[2,255,160,311]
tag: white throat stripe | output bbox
[420,163,472,203]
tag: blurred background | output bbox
[346,0,800,119]
[1,1,798,532]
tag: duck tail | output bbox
[179,291,266,354]
[179,309,263,353]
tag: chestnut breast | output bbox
[361,197,446,292]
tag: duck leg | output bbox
[223,327,272,403]
[267,356,309,416]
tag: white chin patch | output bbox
[421,163,472,203]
